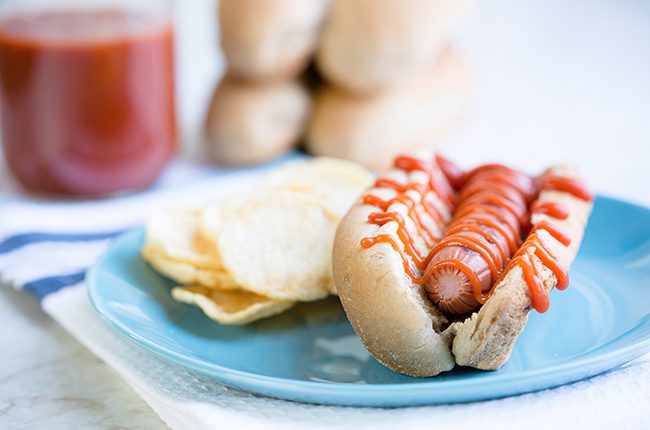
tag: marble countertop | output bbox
[0,287,165,429]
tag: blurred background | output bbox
[0,0,648,203]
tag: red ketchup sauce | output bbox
[360,155,592,314]
[0,10,176,196]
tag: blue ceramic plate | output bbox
[87,196,650,407]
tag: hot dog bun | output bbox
[316,0,474,93]
[306,50,471,171]
[204,78,310,166]
[333,155,456,376]
[219,0,331,81]
[333,156,593,376]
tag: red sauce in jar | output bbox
[0,10,176,196]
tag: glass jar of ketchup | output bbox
[0,0,176,196]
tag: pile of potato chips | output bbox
[141,158,373,325]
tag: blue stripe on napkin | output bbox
[0,230,123,254]
[23,271,86,299]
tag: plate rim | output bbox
[86,195,650,405]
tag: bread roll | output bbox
[220,0,331,81]
[316,0,474,92]
[306,50,471,171]
[204,78,310,166]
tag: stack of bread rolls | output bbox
[206,0,474,170]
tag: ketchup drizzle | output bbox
[531,201,570,220]
[541,175,594,202]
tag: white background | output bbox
[443,0,650,206]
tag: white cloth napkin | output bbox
[1,160,649,430]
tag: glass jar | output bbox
[0,0,176,196]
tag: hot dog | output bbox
[423,164,536,314]
[333,152,593,376]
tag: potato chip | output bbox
[144,206,222,270]
[142,206,240,290]
[172,286,294,325]
[213,189,337,301]
[267,157,374,218]
[142,245,240,290]
[143,158,371,319]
